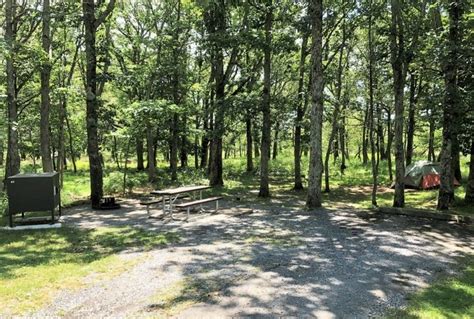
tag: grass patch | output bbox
[0,226,180,315]
[147,276,230,316]
[388,256,474,319]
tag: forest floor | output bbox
[9,197,471,318]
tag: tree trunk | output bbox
[246,115,254,172]
[4,0,21,182]
[406,72,417,166]
[362,109,369,165]
[146,123,156,182]
[438,0,461,210]
[170,114,179,180]
[205,1,226,187]
[194,115,199,169]
[386,107,394,181]
[307,0,324,208]
[390,0,406,208]
[200,98,209,169]
[427,110,436,161]
[136,137,144,171]
[272,122,278,160]
[368,0,378,207]
[83,0,104,208]
[294,32,308,190]
[465,141,474,203]
[65,111,77,173]
[180,117,188,168]
[258,1,273,198]
[40,0,53,172]
[324,17,346,193]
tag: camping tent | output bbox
[403,160,460,189]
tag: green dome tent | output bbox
[403,160,460,189]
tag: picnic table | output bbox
[147,185,221,221]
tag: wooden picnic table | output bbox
[150,185,210,219]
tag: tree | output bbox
[390,0,407,208]
[82,0,115,208]
[306,0,324,208]
[40,0,53,172]
[438,0,462,210]
[258,0,273,198]
[4,0,21,182]
[294,27,309,190]
[204,1,225,187]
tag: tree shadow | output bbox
[0,226,180,280]
[141,205,473,317]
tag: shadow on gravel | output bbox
[144,206,473,317]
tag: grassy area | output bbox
[388,256,474,319]
[0,226,180,315]
[0,153,472,223]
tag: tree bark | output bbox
[5,0,21,182]
[294,32,308,190]
[136,137,144,171]
[368,0,378,207]
[258,0,273,198]
[324,17,346,193]
[438,0,461,210]
[170,114,179,180]
[40,0,53,172]
[406,71,417,166]
[246,115,254,172]
[82,0,115,207]
[465,141,474,203]
[272,122,279,160]
[390,0,407,207]
[307,0,324,208]
[146,122,156,182]
[427,109,436,161]
[205,1,226,187]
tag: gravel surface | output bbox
[31,199,473,318]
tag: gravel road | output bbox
[32,199,473,318]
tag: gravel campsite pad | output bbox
[32,200,473,318]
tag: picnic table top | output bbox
[151,185,210,196]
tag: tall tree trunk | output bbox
[294,32,308,190]
[386,107,394,181]
[368,0,378,207]
[82,0,114,207]
[246,115,253,172]
[362,109,369,165]
[258,1,273,198]
[200,96,209,169]
[406,71,417,166]
[5,0,21,183]
[205,1,226,187]
[83,0,103,207]
[146,123,156,182]
[194,115,199,169]
[40,0,53,172]
[427,109,436,161]
[136,137,144,171]
[390,0,407,208]
[465,141,474,203]
[171,0,182,180]
[272,122,279,160]
[307,0,324,208]
[324,18,346,193]
[180,117,188,168]
[65,112,77,173]
[438,0,461,210]
[170,114,179,180]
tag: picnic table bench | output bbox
[146,185,222,221]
